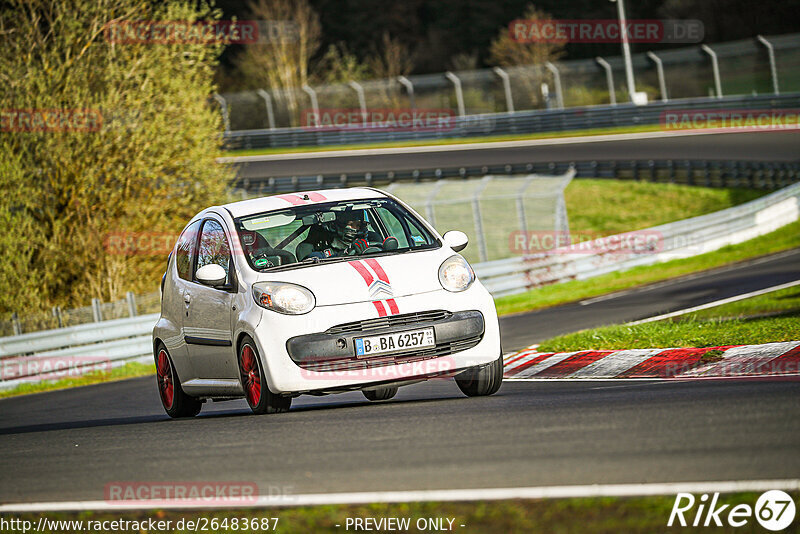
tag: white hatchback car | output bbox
[153,187,502,417]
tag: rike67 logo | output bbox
[668,490,796,531]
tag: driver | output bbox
[308,209,372,258]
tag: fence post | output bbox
[11,312,21,336]
[397,76,416,109]
[126,292,137,317]
[472,176,493,262]
[444,71,465,117]
[756,35,780,95]
[301,84,320,128]
[91,298,103,323]
[348,80,368,126]
[701,45,723,99]
[646,51,668,102]
[256,89,277,130]
[492,67,515,113]
[545,62,564,109]
[595,57,616,106]
[212,94,230,133]
[425,180,447,228]
[52,306,63,328]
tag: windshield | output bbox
[233,197,439,271]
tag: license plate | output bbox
[354,328,435,358]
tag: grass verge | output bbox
[537,285,800,353]
[0,361,154,400]
[495,219,800,317]
[8,493,798,533]
[225,124,664,157]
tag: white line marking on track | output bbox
[4,480,799,512]
[626,279,800,325]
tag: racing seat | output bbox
[296,225,332,260]
[241,231,295,267]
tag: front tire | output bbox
[363,386,398,401]
[155,344,202,418]
[238,336,292,415]
[454,355,503,397]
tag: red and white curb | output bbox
[503,341,800,379]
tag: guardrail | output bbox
[0,314,158,390]
[234,159,800,195]
[223,92,800,150]
[2,181,798,389]
[475,182,800,296]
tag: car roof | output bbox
[219,187,388,219]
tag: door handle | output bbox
[184,295,191,306]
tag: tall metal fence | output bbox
[218,33,800,133]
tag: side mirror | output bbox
[443,230,469,252]
[196,264,228,287]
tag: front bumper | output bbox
[252,284,501,393]
[286,310,485,372]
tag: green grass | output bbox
[9,493,798,533]
[495,219,800,317]
[564,180,763,237]
[537,286,800,353]
[225,124,664,157]
[0,361,154,399]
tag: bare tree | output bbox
[234,0,321,125]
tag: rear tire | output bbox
[155,344,202,418]
[363,386,398,401]
[238,336,292,415]
[455,355,503,397]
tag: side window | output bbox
[175,220,201,281]
[195,219,232,284]
[375,207,409,247]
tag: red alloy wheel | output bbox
[240,344,262,407]
[156,349,174,409]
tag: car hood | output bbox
[255,249,452,306]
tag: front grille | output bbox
[325,310,452,335]
[296,335,482,372]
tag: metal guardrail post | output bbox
[444,72,466,117]
[126,292,137,317]
[492,67,515,113]
[52,306,63,328]
[256,89,277,130]
[301,84,320,128]
[212,94,230,133]
[472,176,493,262]
[756,35,780,95]
[544,62,564,109]
[91,298,103,323]
[348,80,368,125]
[595,57,616,106]
[515,175,537,244]
[646,51,668,102]
[397,76,415,109]
[11,312,21,336]
[701,44,723,99]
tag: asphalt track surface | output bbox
[234,130,800,178]
[1,249,798,505]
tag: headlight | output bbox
[253,282,315,315]
[438,255,475,292]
